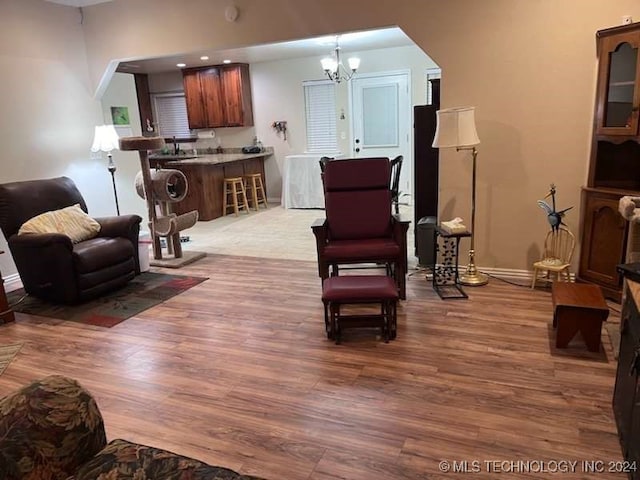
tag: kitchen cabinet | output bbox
[182,63,253,129]
[149,153,268,221]
[579,23,640,300]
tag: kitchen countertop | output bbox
[148,151,271,166]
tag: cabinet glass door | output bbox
[598,33,640,135]
[605,43,636,127]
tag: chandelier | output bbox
[321,36,360,83]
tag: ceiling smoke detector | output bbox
[225,5,239,22]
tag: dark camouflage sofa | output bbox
[0,375,264,480]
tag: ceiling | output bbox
[40,1,414,75]
[117,27,414,75]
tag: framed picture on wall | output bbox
[110,106,130,126]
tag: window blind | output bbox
[304,81,338,152]
[152,93,191,138]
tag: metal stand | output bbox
[458,146,488,286]
[432,226,471,299]
[107,153,120,216]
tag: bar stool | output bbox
[222,177,250,216]
[243,173,268,211]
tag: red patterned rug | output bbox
[7,272,207,328]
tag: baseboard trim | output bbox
[3,273,23,293]
[479,267,531,280]
[476,266,574,282]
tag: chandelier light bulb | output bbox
[320,35,360,83]
[321,57,336,73]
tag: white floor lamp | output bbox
[432,106,489,286]
[91,125,121,215]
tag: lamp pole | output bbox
[459,146,488,286]
[107,152,120,215]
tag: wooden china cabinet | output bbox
[579,23,640,302]
[182,63,254,129]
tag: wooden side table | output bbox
[552,282,609,351]
[432,226,471,300]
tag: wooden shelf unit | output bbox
[579,23,640,301]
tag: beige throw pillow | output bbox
[18,204,101,243]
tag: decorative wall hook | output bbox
[272,121,288,141]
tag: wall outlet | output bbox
[623,15,633,25]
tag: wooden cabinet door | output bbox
[199,67,225,128]
[596,30,640,136]
[221,65,254,126]
[221,66,243,126]
[579,190,627,294]
[183,70,208,129]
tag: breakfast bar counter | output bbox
[150,150,271,221]
[149,151,270,165]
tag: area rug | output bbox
[7,272,207,328]
[0,343,23,376]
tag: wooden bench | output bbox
[552,282,609,352]
[322,275,399,344]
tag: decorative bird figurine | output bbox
[537,183,573,231]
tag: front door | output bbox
[351,71,411,204]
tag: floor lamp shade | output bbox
[91,125,121,215]
[91,125,120,153]
[432,107,480,148]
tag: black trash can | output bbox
[416,216,437,268]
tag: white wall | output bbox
[0,0,104,283]
[100,73,148,221]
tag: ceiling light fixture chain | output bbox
[321,35,360,83]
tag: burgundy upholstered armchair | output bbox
[0,177,142,304]
[311,157,410,299]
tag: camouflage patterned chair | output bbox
[0,375,263,480]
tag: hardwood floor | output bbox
[0,254,626,479]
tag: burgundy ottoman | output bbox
[322,275,399,344]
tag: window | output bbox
[304,80,338,152]
[151,93,191,138]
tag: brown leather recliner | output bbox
[0,176,142,304]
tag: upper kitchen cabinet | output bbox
[182,63,254,129]
[595,27,640,137]
[183,67,222,129]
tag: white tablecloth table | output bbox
[282,154,340,209]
